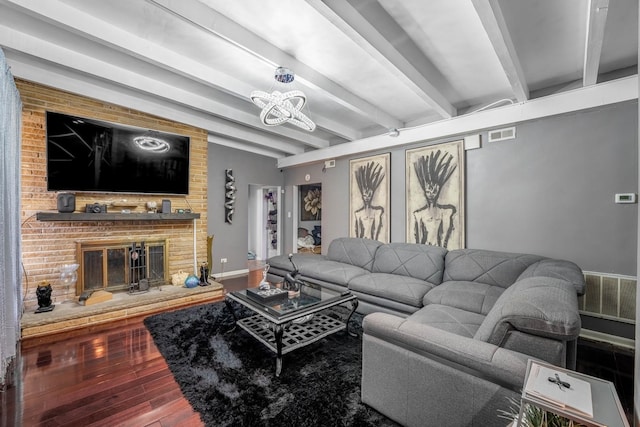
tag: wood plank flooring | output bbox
[1,276,251,427]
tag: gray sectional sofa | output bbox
[267,237,585,427]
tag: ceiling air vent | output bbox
[488,126,516,143]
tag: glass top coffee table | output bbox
[225,282,358,377]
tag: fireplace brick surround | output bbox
[18,79,211,331]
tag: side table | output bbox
[516,359,629,427]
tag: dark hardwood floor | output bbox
[1,275,249,427]
[1,274,635,426]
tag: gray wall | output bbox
[207,143,284,274]
[466,102,638,275]
[282,101,638,276]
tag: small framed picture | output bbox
[299,184,321,221]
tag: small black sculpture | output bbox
[283,254,304,292]
[199,261,210,286]
[35,283,55,313]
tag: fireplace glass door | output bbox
[77,240,168,295]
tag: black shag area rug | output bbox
[143,301,398,427]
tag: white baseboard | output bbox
[212,268,248,279]
[580,328,635,350]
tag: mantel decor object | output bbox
[35,282,54,313]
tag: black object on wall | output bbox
[46,111,190,195]
[224,169,236,224]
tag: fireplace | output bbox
[77,239,168,295]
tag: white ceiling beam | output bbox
[3,0,331,149]
[0,24,319,154]
[5,50,305,156]
[208,134,283,160]
[306,0,456,119]
[0,25,278,134]
[278,75,638,168]
[471,0,529,102]
[4,0,252,97]
[583,0,609,86]
[149,0,402,136]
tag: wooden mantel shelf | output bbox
[36,212,200,221]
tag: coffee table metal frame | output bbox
[225,284,358,377]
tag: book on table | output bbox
[524,361,594,419]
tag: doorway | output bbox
[248,185,281,262]
[294,183,322,254]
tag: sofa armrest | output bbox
[474,277,581,345]
[517,259,585,295]
[363,312,530,389]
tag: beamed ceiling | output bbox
[0,0,637,168]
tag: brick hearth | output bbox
[21,282,224,339]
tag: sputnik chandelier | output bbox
[249,67,316,132]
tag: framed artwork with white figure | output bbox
[349,153,390,243]
[405,141,465,249]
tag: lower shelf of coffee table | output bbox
[237,313,345,354]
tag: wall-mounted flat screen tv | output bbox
[46,111,190,195]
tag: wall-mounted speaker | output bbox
[161,199,171,214]
[57,193,76,213]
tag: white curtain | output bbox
[0,47,22,386]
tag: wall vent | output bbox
[487,126,516,142]
[579,272,636,323]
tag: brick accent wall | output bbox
[17,79,208,309]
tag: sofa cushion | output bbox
[405,304,486,338]
[267,253,325,273]
[326,237,382,271]
[474,277,581,345]
[517,259,586,295]
[348,273,435,308]
[371,243,447,284]
[443,249,543,288]
[299,261,369,287]
[423,281,504,315]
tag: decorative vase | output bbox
[59,263,79,285]
[185,274,199,288]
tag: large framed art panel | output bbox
[349,153,390,243]
[406,140,465,249]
